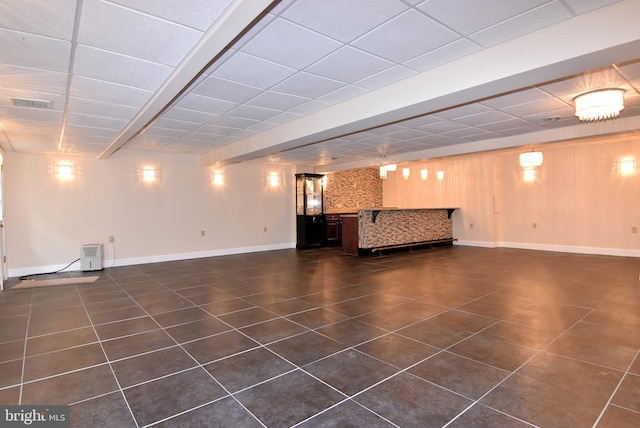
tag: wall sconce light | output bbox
[379,164,396,179]
[56,163,74,180]
[402,168,410,180]
[523,167,537,181]
[519,151,543,167]
[574,88,624,122]
[619,158,636,175]
[268,172,279,187]
[437,170,444,181]
[212,170,224,185]
[142,167,156,182]
[420,169,428,181]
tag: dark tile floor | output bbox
[1,245,639,427]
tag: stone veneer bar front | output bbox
[356,208,456,252]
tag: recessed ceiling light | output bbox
[9,97,52,109]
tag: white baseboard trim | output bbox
[8,243,297,279]
[453,240,497,248]
[497,241,640,257]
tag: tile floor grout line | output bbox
[115,270,269,428]
[591,348,640,427]
[76,279,141,428]
[442,297,617,427]
[17,289,34,405]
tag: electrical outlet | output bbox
[108,236,114,243]
[263,227,267,232]
[201,230,205,237]
[632,226,638,234]
[532,223,537,229]
[469,223,473,229]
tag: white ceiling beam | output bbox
[200,0,640,166]
[98,0,277,159]
[317,116,640,172]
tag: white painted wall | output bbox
[4,150,296,277]
[383,136,640,257]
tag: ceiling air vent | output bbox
[9,97,52,109]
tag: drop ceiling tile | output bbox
[289,99,332,115]
[306,46,393,84]
[387,129,431,140]
[127,135,174,149]
[496,124,544,136]
[522,106,576,124]
[405,38,481,72]
[272,72,345,98]
[213,51,297,89]
[399,115,443,128]
[501,97,570,117]
[227,129,259,140]
[412,134,457,147]
[479,88,552,109]
[70,76,153,108]
[74,45,173,91]
[60,141,109,154]
[0,65,68,94]
[419,120,468,133]
[418,0,550,35]
[109,0,234,31]
[67,97,139,120]
[539,69,629,102]
[282,0,407,43]
[208,116,258,129]
[0,0,76,40]
[64,124,118,139]
[161,107,217,124]
[192,76,262,104]
[195,124,241,137]
[435,103,492,119]
[79,0,203,66]
[241,18,342,69]
[0,106,63,123]
[66,113,127,129]
[353,10,458,63]
[479,118,534,132]
[367,124,406,135]
[0,29,71,73]
[181,132,219,142]
[441,127,492,139]
[318,84,368,104]
[355,65,416,90]
[562,0,620,14]
[245,91,309,110]
[470,2,572,47]
[617,60,640,80]
[226,104,281,121]
[264,111,302,125]
[454,110,516,126]
[241,122,276,133]
[174,94,235,115]
[143,126,189,139]
[153,117,201,132]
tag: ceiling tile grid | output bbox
[0,0,638,169]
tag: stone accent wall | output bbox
[324,168,382,211]
[358,209,453,249]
